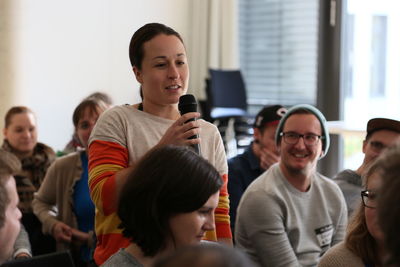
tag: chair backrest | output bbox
[1,251,75,267]
[208,69,248,118]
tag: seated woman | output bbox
[318,152,388,266]
[32,98,108,267]
[2,106,56,255]
[102,145,223,267]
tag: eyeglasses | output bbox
[361,190,377,209]
[369,141,387,153]
[279,132,323,146]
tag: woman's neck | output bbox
[140,100,180,120]
[12,148,34,159]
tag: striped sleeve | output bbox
[88,140,128,215]
[215,173,232,238]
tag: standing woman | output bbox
[33,99,108,267]
[2,106,56,255]
[89,23,231,265]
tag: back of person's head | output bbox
[377,141,400,266]
[84,91,113,107]
[72,98,108,128]
[4,106,34,129]
[0,150,20,227]
[129,23,183,69]
[0,150,21,263]
[153,243,256,267]
[118,145,223,257]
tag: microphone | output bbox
[178,94,201,155]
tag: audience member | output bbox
[2,106,56,255]
[101,145,223,267]
[33,99,108,266]
[85,91,113,107]
[334,118,400,216]
[88,23,231,265]
[153,243,255,267]
[0,150,23,264]
[319,143,396,266]
[377,142,400,266]
[228,104,286,233]
[62,91,113,155]
[235,104,347,266]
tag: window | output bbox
[239,0,320,110]
[370,15,387,97]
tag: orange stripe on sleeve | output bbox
[88,140,128,215]
[215,173,232,239]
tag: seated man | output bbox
[334,118,400,216]
[228,105,286,233]
[235,104,347,267]
[0,150,23,264]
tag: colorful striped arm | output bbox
[215,173,232,239]
[88,140,128,215]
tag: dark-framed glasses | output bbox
[279,132,323,146]
[361,190,377,209]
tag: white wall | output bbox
[0,0,190,151]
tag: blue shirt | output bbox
[228,143,263,234]
[73,152,95,262]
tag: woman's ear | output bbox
[133,66,143,84]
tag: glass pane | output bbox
[239,0,319,108]
[342,0,400,169]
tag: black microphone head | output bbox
[178,94,197,115]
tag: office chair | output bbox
[206,69,254,156]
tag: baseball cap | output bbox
[366,118,400,136]
[254,105,287,129]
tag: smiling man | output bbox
[235,104,347,267]
[334,118,400,217]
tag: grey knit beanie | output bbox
[275,104,330,157]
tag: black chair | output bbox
[205,69,254,156]
[1,251,75,267]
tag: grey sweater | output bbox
[235,164,348,267]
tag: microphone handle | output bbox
[185,117,201,155]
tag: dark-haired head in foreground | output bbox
[103,145,222,266]
[0,150,22,264]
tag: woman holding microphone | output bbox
[88,23,231,265]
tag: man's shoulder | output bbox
[242,165,281,195]
[333,169,362,188]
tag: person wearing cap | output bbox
[235,104,347,267]
[227,105,286,234]
[334,118,400,217]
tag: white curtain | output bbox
[187,0,239,100]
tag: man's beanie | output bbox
[275,104,330,157]
[253,105,287,129]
